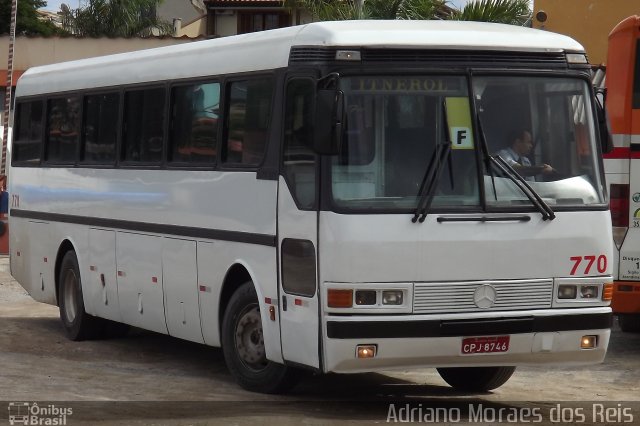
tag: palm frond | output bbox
[453,0,531,25]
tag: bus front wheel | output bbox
[58,251,104,341]
[437,366,516,392]
[221,281,299,394]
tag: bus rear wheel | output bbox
[437,366,516,392]
[58,251,105,341]
[618,314,640,332]
[222,281,299,394]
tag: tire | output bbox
[58,250,105,341]
[222,281,299,394]
[437,366,516,392]
[618,314,640,333]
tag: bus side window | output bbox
[169,82,219,164]
[283,78,316,210]
[46,96,81,163]
[82,93,119,164]
[12,101,43,165]
[122,88,165,163]
[222,78,273,166]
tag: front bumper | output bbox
[323,308,611,373]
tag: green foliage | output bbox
[287,0,531,25]
[60,0,173,37]
[0,0,66,36]
[286,0,452,21]
[453,0,531,25]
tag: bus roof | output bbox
[16,20,585,97]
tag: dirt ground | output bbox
[1,255,639,425]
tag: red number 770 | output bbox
[570,255,607,275]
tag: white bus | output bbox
[9,21,614,393]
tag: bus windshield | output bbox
[330,75,605,212]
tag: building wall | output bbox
[0,36,197,71]
[216,14,239,37]
[0,36,199,122]
[533,0,640,65]
[178,15,208,37]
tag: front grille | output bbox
[413,279,553,314]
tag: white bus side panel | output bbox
[28,221,56,305]
[116,232,168,335]
[87,229,121,322]
[163,238,204,343]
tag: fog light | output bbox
[355,290,376,305]
[382,290,403,305]
[356,344,377,358]
[558,285,577,299]
[580,285,598,299]
[581,335,597,349]
[328,289,353,308]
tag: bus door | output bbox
[277,76,320,369]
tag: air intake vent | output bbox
[289,47,336,63]
[290,47,568,68]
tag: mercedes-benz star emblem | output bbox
[473,284,497,309]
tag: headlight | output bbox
[382,290,403,305]
[558,285,577,299]
[580,285,598,299]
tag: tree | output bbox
[287,0,531,25]
[453,0,531,26]
[60,0,173,37]
[0,0,66,36]
[286,0,452,21]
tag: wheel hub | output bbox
[235,306,267,371]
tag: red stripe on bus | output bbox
[605,147,640,159]
[604,147,630,159]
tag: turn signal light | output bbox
[328,289,353,308]
[581,335,597,349]
[602,283,613,301]
[356,344,377,358]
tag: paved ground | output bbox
[0,256,639,425]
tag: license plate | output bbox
[461,336,510,355]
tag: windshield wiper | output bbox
[492,156,555,220]
[412,141,452,223]
[412,101,453,223]
[475,115,555,221]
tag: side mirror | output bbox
[594,92,613,154]
[313,89,344,155]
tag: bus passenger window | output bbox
[46,96,81,163]
[82,93,119,163]
[283,78,316,209]
[123,88,165,163]
[223,78,273,166]
[169,82,219,164]
[12,101,43,164]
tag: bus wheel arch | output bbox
[54,239,77,306]
[218,263,254,332]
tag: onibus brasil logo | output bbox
[8,402,72,425]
